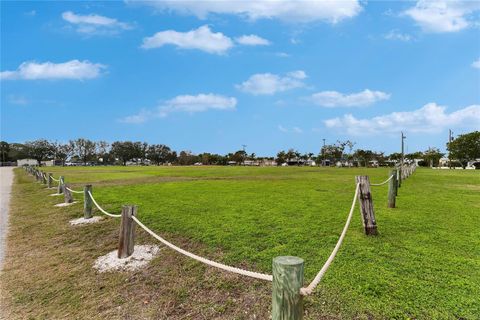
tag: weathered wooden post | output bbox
[272,256,304,320]
[84,185,93,219]
[42,172,47,185]
[58,176,65,194]
[397,167,401,188]
[118,205,137,258]
[35,170,40,182]
[355,176,378,235]
[394,169,398,196]
[63,184,74,203]
[388,170,396,208]
[47,173,53,188]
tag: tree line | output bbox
[0,131,478,168]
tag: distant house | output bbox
[369,160,379,167]
[259,159,277,166]
[286,158,316,166]
[41,160,60,167]
[17,159,37,166]
[438,157,450,167]
[335,160,352,167]
[243,160,257,166]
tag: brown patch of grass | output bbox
[66,174,296,190]
[451,184,480,192]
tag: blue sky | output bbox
[1,0,479,156]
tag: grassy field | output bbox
[1,166,479,319]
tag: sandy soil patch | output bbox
[69,216,103,225]
[93,245,161,272]
[54,201,77,207]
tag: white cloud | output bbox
[292,126,303,133]
[236,70,307,95]
[120,93,237,123]
[141,25,234,54]
[0,60,106,80]
[129,0,363,23]
[384,30,412,41]
[472,58,480,69]
[62,11,132,34]
[404,0,480,33]
[7,95,29,105]
[276,52,290,58]
[325,103,480,135]
[278,125,303,134]
[287,70,307,79]
[235,34,271,46]
[310,89,390,107]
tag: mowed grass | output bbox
[2,166,480,319]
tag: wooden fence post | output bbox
[355,176,378,235]
[397,167,401,188]
[118,205,136,259]
[272,256,304,320]
[388,170,396,208]
[42,172,47,185]
[394,169,398,196]
[58,176,64,194]
[84,185,93,219]
[63,184,73,203]
[47,173,53,188]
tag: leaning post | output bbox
[272,256,304,320]
[63,184,74,203]
[355,176,378,235]
[388,170,396,208]
[118,205,137,258]
[47,173,53,188]
[83,185,93,219]
[58,176,65,194]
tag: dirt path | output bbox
[0,167,14,269]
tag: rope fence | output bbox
[301,183,360,295]
[23,162,417,319]
[65,186,84,194]
[87,191,122,218]
[370,174,394,186]
[132,216,273,281]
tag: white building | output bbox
[17,159,37,166]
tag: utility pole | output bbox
[322,138,326,166]
[241,144,247,165]
[448,129,453,168]
[401,131,406,167]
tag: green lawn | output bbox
[4,166,480,319]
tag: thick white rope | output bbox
[87,191,121,218]
[51,176,60,182]
[131,216,273,282]
[370,174,395,186]
[300,183,360,296]
[65,186,83,194]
